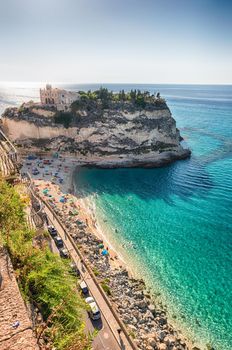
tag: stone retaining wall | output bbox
[0,247,38,350]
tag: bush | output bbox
[54,112,73,128]
[0,179,90,350]
[101,281,112,296]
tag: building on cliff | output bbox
[40,84,80,111]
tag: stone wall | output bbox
[0,248,38,350]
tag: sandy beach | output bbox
[21,152,194,350]
[22,154,127,270]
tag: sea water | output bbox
[1,83,232,349]
[74,85,232,349]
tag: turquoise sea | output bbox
[74,85,232,350]
[1,83,232,349]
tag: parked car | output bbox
[70,262,80,276]
[79,281,88,294]
[59,248,69,259]
[54,236,64,248]
[47,225,57,237]
[85,296,95,304]
[32,167,39,175]
[85,297,101,320]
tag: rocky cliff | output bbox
[1,94,190,168]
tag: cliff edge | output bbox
[1,89,190,168]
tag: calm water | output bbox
[1,83,232,349]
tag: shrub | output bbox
[0,179,90,350]
[54,112,73,128]
[101,281,112,296]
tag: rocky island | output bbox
[1,88,190,167]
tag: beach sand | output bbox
[22,153,194,350]
[22,154,126,270]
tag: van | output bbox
[59,248,69,259]
[85,297,101,320]
[48,225,57,237]
[54,236,64,248]
[79,281,88,294]
[87,301,101,320]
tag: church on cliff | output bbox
[40,84,80,111]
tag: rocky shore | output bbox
[20,152,202,350]
[43,187,194,350]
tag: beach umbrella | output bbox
[98,243,104,249]
[101,249,109,256]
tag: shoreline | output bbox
[72,173,205,349]
[22,153,198,350]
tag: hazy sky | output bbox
[0,0,232,84]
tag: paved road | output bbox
[48,236,118,349]
[43,205,128,350]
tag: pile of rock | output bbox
[53,206,192,350]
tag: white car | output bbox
[85,296,101,320]
[79,281,88,294]
[85,296,95,304]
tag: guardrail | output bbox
[27,178,138,350]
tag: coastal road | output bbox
[42,203,133,350]
[47,238,115,349]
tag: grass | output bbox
[0,178,91,350]
[93,267,100,276]
[101,279,112,296]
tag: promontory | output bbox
[1,87,191,167]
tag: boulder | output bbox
[148,337,157,348]
[159,344,167,350]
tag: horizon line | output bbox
[0,81,232,86]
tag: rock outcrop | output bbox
[1,101,190,168]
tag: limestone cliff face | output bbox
[1,105,190,168]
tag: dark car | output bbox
[70,262,80,276]
[48,225,57,237]
[54,236,64,248]
[59,248,69,259]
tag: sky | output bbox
[0,0,232,84]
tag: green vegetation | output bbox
[38,88,167,127]
[71,87,166,113]
[54,111,73,128]
[93,267,100,276]
[0,179,90,350]
[101,279,112,296]
[128,330,136,339]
